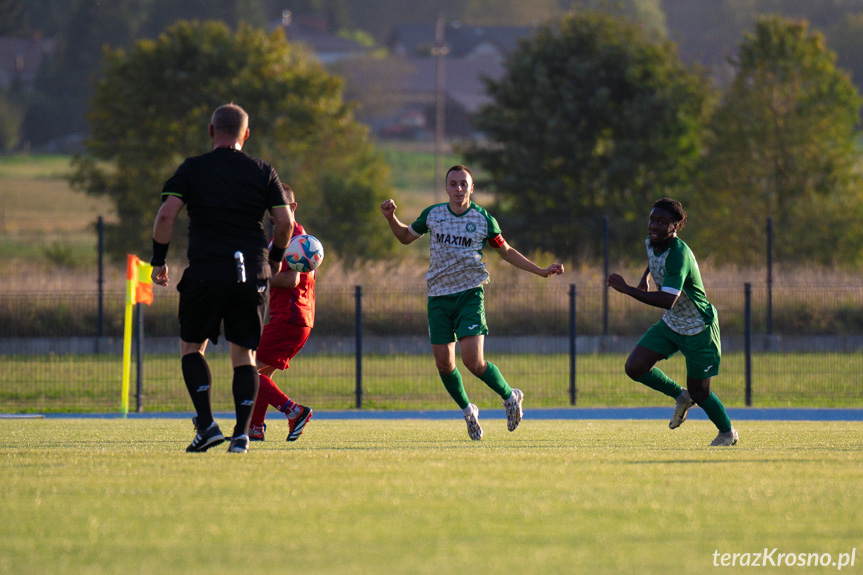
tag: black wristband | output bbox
[151,239,169,266]
[269,245,286,262]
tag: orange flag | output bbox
[126,254,154,305]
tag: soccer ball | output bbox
[284,234,324,272]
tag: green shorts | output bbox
[637,319,721,379]
[427,287,488,345]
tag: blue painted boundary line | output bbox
[17,407,863,421]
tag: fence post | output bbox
[135,302,144,413]
[602,216,609,337]
[569,283,577,406]
[766,216,773,336]
[97,216,104,353]
[355,285,363,409]
[744,282,752,407]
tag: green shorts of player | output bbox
[637,319,721,379]
[427,287,488,344]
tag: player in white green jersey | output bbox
[381,165,564,440]
[607,198,738,446]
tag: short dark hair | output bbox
[653,198,687,230]
[210,103,248,138]
[446,164,473,180]
[281,182,295,203]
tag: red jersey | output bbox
[269,222,315,327]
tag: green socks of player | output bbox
[698,392,733,434]
[440,362,513,409]
[636,369,732,432]
[478,361,512,399]
[440,368,470,410]
[635,368,683,399]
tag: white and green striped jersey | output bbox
[646,236,717,335]
[409,202,503,297]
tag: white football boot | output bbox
[464,403,483,441]
[709,428,739,446]
[669,389,696,430]
[503,388,524,432]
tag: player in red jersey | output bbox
[249,184,315,442]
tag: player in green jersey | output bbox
[381,165,564,440]
[607,198,738,446]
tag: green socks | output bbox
[440,362,513,408]
[636,368,732,433]
[478,361,512,399]
[635,368,683,399]
[698,392,733,433]
[440,368,470,409]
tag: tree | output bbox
[70,20,396,263]
[693,16,863,266]
[138,0,268,39]
[462,0,561,26]
[20,0,69,36]
[464,11,711,261]
[20,0,141,146]
[0,0,28,36]
[460,0,666,34]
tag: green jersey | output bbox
[410,202,503,297]
[646,236,716,335]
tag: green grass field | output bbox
[1,418,860,574]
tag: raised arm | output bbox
[493,241,564,277]
[380,199,419,245]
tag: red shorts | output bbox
[255,318,311,371]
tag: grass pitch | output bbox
[1,419,861,574]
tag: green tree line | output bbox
[2,1,861,265]
[4,0,863,148]
[466,13,862,266]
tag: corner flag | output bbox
[126,254,154,305]
[122,255,154,416]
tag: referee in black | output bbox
[150,103,294,454]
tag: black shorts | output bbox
[177,268,269,350]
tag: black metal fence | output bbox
[2,283,863,413]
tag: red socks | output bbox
[250,373,299,429]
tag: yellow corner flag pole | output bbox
[122,256,135,417]
[122,255,154,417]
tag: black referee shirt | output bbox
[161,147,291,281]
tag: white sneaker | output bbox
[709,428,739,446]
[669,389,695,430]
[503,389,524,432]
[464,404,483,441]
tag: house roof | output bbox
[271,16,371,65]
[382,56,506,113]
[286,27,372,64]
[387,23,533,59]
